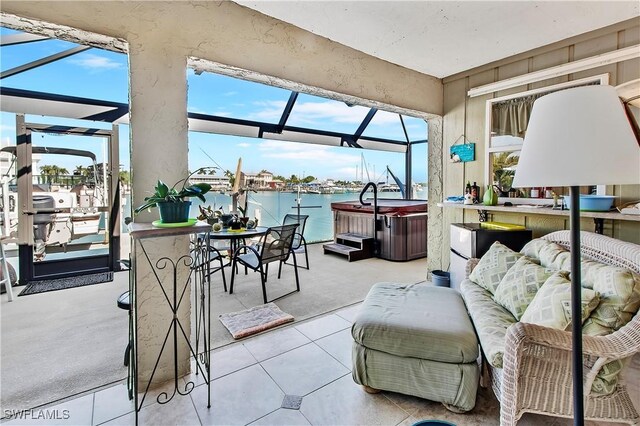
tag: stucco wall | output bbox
[436,19,640,272]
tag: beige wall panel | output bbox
[530,47,570,89]
[572,32,619,82]
[496,59,530,98]
[465,69,495,188]
[439,21,640,266]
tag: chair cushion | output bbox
[468,242,523,294]
[493,257,555,320]
[520,272,601,330]
[460,279,516,369]
[352,283,478,364]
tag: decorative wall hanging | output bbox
[450,135,475,163]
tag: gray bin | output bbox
[431,270,450,287]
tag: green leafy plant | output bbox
[134,167,215,214]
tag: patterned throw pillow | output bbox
[580,263,640,395]
[468,242,523,294]
[520,272,601,330]
[493,257,555,320]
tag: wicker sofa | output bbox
[460,230,640,425]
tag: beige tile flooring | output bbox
[4,303,638,426]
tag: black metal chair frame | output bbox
[229,224,300,304]
[282,213,310,270]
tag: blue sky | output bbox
[0,27,427,182]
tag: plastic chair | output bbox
[282,214,310,270]
[229,224,300,304]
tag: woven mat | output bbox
[219,302,294,339]
[19,272,113,296]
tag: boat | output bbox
[1,146,108,260]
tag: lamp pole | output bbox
[570,186,584,426]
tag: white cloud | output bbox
[237,142,251,148]
[69,54,123,71]
[259,140,360,166]
[223,91,238,97]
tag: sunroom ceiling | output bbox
[236,1,640,78]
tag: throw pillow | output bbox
[520,272,601,330]
[468,242,523,294]
[580,263,640,396]
[493,257,555,320]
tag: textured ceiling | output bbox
[237,1,639,78]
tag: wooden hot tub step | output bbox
[323,233,374,262]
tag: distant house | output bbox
[190,173,230,191]
[241,170,274,189]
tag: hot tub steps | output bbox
[323,233,374,262]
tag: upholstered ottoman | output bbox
[351,283,480,412]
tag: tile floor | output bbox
[3,303,637,426]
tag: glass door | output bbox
[15,115,121,284]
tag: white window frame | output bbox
[484,74,610,196]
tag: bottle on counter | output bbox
[530,187,540,198]
[471,182,479,203]
[465,181,472,195]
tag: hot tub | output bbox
[331,199,428,261]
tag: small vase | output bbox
[157,201,191,223]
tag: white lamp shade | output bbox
[512,85,640,187]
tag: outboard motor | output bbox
[32,195,55,246]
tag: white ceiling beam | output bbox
[468,44,640,98]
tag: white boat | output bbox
[1,146,107,259]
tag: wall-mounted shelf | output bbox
[437,201,640,234]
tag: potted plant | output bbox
[238,206,250,227]
[134,168,213,223]
[197,205,222,225]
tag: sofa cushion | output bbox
[580,264,640,396]
[520,239,569,270]
[493,257,555,320]
[460,279,516,369]
[352,283,479,364]
[468,242,523,294]
[520,272,601,330]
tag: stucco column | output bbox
[427,116,444,276]
[129,41,191,390]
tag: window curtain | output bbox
[491,94,540,137]
[492,82,599,137]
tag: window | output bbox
[484,74,609,198]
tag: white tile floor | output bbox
[3,304,637,426]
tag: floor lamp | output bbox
[512,85,639,425]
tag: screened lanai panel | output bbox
[1,89,129,124]
[362,110,413,142]
[187,115,260,138]
[285,93,373,134]
[1,29,128,103]
[187,69,292,123]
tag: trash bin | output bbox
[431,270,450,287]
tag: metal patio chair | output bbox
[229,223,300,304]
[283,213,310,270]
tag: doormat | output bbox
[219,302,294,339]
[19,272,114,296]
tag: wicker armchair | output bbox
[495,231,640,425]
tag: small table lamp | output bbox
[512,85,639,425]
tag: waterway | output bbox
[190,189,428,243]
